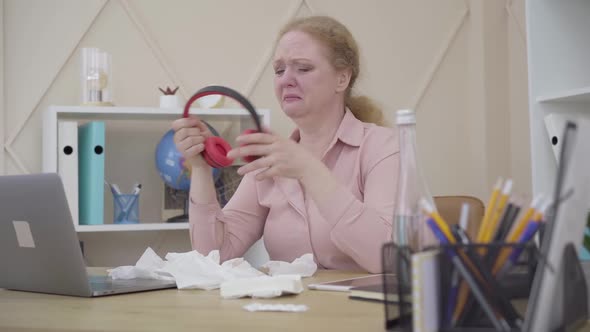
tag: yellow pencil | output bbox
[477,178,503,243]
[419,198,455,244]
[482,179,513,243]
[505,195,542,241]
[492,197,548,274]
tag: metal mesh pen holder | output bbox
[380,242,539,332]
[113,193,140,224]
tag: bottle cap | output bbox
[396,109,416,125]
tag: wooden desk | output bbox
[0,270,385,332]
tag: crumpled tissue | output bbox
[220,275,304,299]
[261,253,317,277]
[108,247,317,296]
[108,247,264,290]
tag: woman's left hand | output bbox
[227,130,320,181]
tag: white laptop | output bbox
[0,173,176,297]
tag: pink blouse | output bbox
[189,110,399,273]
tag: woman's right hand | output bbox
[172,116,212,170]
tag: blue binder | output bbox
[78,121,105,225]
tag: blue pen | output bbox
[446,269,459,325]
[509,221,540,262]
[426,219,456,325]
[496,220,540,277]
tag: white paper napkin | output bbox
[220,275,304,299]
[261,253,317,277]
[107,247,317,296]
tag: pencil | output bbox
[506,195,542,241]
[428,221,510,330]
[482,179,513,243]
[492,197,549,274]
[419,198,456,244]
[477,178,503,242]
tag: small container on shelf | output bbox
[80,47,113,106]
[113,193,140,224]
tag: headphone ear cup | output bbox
[203,136,234,168]
[240,129,260,163]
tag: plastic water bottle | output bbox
[394,109,436,252]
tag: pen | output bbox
[490,195,541,270]
[459,202,470,232]
[492,202,514,242]
[421,199,503,326]
[104,180,122,195]
[452,226,523,328]
[131,183,142,195]
[122,185,142,220]
[493,198,549,274]
[496,199,550,276]
[427,220,510,331]
[419,198,457,244]
[420,199,473,326]
[446,268,459,325]
[486,199,520,267]
[506,195,542,241]
[494,199,521,243]
[496,221,541,278]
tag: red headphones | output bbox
[183,86,262,168]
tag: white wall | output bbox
[1,0,530,266]
[0,0,4,175]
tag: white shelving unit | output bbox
[526,0,590,197]
[42,105,270,232]
[536,86,590,104]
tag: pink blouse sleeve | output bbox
[188,172,269,262]
[314,130,399,273]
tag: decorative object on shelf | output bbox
[80,48,113,106]
[113,193,140,224]
[155,122,221,223]
[159,86,182,108]
[108,182,142,224]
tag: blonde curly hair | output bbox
[278,16,387,126]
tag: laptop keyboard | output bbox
[89,275,175,292]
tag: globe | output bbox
[155,124,220,191]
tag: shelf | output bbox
[43,105,270,233]
[536,86,590,103]
[49,105,270,122]
[75,222,189,232]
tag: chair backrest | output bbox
[433,195,485,240]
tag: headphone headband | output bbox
[183,86,263,132]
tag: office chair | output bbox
[433,195,485,240]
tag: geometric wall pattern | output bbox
[1,0,529,266]
[3,0,528,197]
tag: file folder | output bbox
[58,121,79,225]
[78,121,105,225]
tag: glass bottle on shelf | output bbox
[393,109,436,252]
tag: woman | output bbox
[172,16,397,273]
